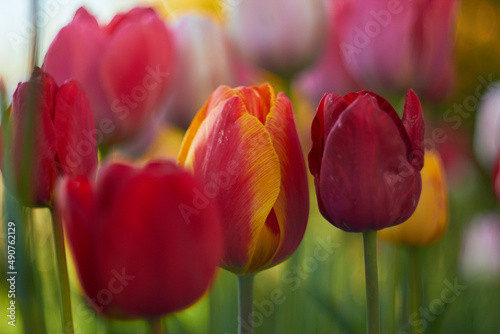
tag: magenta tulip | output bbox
[336,0,458,101]
[43,7,175,147]
[1,68,97,207]
[309,90,425,232]
[56,160,223,318]
[298,0,361,101]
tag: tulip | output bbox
[42,7,175,147]
[474,83,500,170]
[56,160,223,318]
[308,90,424,232]
[226,0,327,77]
[435,122,475,186]
[1,68,97,207]
[178,83,309,275]
[378,149,448,246]
[493,151,500,202]
[336,0,458,101]
[460,213,500,281]
[165,14,239,128]
[298,0,361,101]
[155,0,224,19]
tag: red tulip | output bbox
[178,83,309,275]
[56,160,223,318]
[42,7,175,147]
[309,90,424,232]
[1,68,97,207]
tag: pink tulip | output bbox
[474,83,500,170]
[43,7,175,147]
[165,14,239,128]
[298,0,361,101]
[226,0,327,77]
[336,0,458,101]
[460,213,500,281]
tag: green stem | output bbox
[409,247,422,334]
[363,230,380,334]
[25,209,47,331]
[237,274,255,334]
[281,75,294,100]
[99,145,111,160]
[148,317,165,334]
[50,207,74,334]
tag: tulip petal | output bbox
[180,96,281,274]
[9,69,58,205]
[309,93,349,223]
[234,86,271,124]
[309,94,347,178]
[378,150,447,245]
[94,162,137,216]
[265,93,309,264]
[402,89,425,170]
[415,0,457,99]
[56,176,96,294]
[54,80,98,178]
[95,162,222,317]
[494,152,500,202]
[42,7,104,88]
[319,95,421,231]
[99,9,173,140]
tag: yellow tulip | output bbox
[378,149,448,246]
[154,0,224,20]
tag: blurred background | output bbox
[1,0,500,333]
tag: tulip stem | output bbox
[237,273,255,334]
[50,207,74,334]
[99,146,111,160]
[148,317,165,334]
[409,247,422,334]
[363,230,380,334]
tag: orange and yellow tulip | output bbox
[178,83,309,275]
[378,149,448,246]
